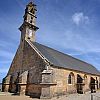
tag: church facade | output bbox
[2,2,100,99]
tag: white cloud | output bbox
[54,29,100,55]
[72,12,89,25]
[39,27,100,56]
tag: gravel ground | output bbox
[0,91,100,100]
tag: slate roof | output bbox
[32,42,100,75]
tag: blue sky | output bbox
[0,0,100,82]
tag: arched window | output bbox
[68,74,71,84]
[68,72,75,84]
[77,74,83,83]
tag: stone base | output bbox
[40,83,56,99]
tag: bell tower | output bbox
[19,1,39,42]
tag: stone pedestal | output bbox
[40,83,56,99]
[40,69,56,99]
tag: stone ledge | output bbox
[3,84,10,85]
[40,83,57,85]
[17,83,27,85]
[42,70,52,74]
[40,96,52,99]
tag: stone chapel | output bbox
[2,1,100,99]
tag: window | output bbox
[30,20,32,23]
[68,74,71,84]
[77,74,83,83]
[28,29,32,37]
[68,72,74,84]
[30,17,33,23]
[31,16,33,19]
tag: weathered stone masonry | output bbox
[2,1,100,99]
[3,40,46,95]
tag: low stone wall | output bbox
[50,67,100,97]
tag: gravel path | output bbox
[0,91,100,100]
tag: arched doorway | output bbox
[77,74,84,94]
[90,77,96,93]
